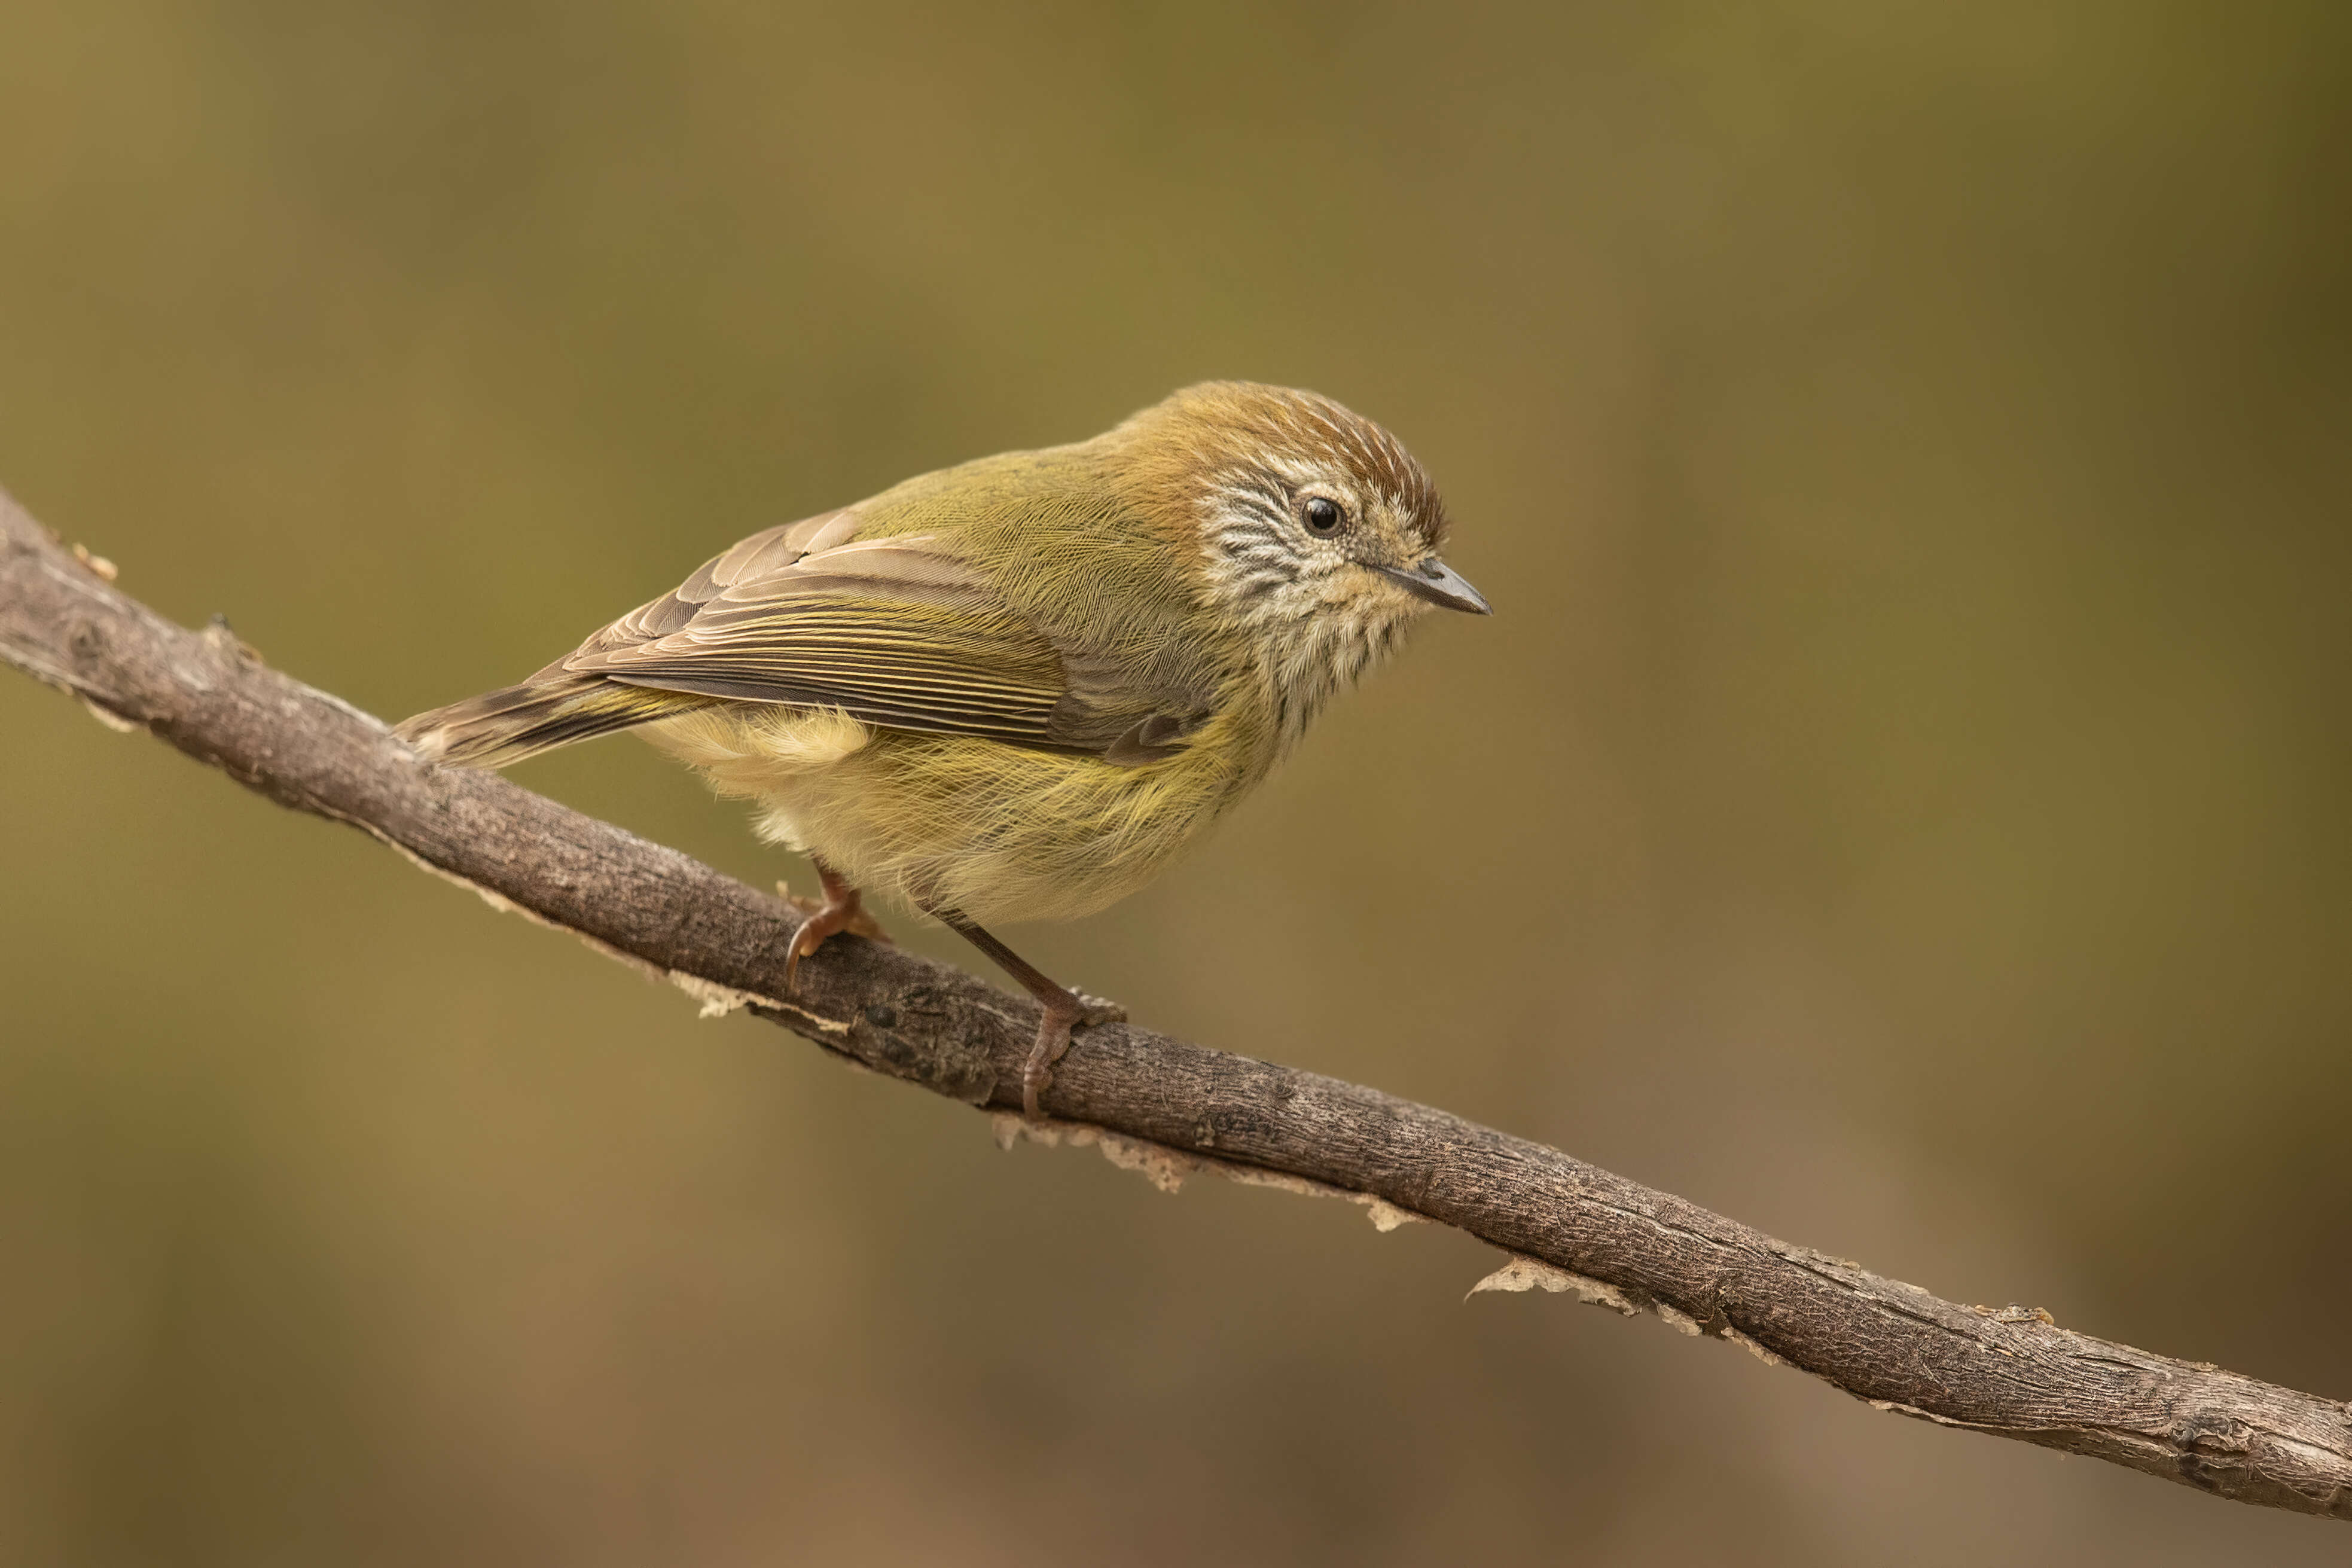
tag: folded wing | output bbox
[402,508,1216,768]
[545,510,1069,749]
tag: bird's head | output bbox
[1111,381,1487,747]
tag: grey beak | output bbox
[1377,556,1491,615]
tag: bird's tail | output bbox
[394,673,710,768]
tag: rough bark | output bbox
[4,486,2347,1521]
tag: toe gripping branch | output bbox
[930,910,1125,1119]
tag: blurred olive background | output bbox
[3,1,2348,1562]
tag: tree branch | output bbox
[5,486,2347,1522]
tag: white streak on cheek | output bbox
[1255,454,1317,486]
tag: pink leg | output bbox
[933,910,1124,1119]
[783,858,890,994]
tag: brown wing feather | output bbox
[554,514,1078,749]
[408,505,1216,767]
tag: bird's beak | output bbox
[1376,556,1491,615]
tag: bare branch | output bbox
[5,486,2347,1521]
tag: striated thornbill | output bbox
[398,381,1488,1116]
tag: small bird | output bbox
[397,382,1488,1115]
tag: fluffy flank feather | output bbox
[640,701,1263,926]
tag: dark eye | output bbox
[1302,496,1344,535]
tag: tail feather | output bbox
[395,675,709,768]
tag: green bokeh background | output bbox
[4,2,2347,1561]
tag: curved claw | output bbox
[1020,988,1125,1120]
[780,862,888,996]
[1020,1011,1073,1122]
[782,913,831,996]
[923,907,1124,1122]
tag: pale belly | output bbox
[643,704,1262,925]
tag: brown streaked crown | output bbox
[1108,380,1451,552]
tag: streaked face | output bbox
[1180,385,1487,743]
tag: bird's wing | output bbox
[554,510,1204,758]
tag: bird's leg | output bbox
[933,911,1125,1120]
[782,856,890,994]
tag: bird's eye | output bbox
[1302,496,1345,535]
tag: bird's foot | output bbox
[1021,988,1125,1121]
[778,883,893,943]
[779,869,890,995]
[922,908,1124,1122]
